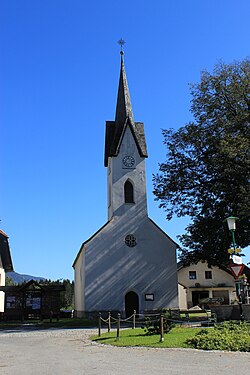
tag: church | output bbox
[73,50,178,317]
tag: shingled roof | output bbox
[0,230,14,272]
[104,53,148,167]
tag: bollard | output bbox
[116,313,120,340]
[108,311,111,333]
[133,310,136,329]
[160,314,164,342]
[98,312,101,337]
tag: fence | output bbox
[98,311,137,340]
[97,306,250,341]
[97,310,209,342]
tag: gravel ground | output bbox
[0,327,249,375]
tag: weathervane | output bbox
[118,38,125,55]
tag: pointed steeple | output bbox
[115,52,134,126]
[104,49,148,167]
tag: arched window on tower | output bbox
[124,180,134,203]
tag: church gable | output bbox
[148,218,179,247]
[73,221,110,268]
[82,215,178,312]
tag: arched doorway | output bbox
[125,291,139,318]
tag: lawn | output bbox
[0,318,97,330]
[92,326,203,348]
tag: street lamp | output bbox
[225,216,238,254]
[225,216,247,318]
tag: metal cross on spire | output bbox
[118,38,125,55]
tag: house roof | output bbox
[0,230,14,272]
[104,52,148,167]
[0,279,65,292]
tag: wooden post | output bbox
[108,311,111,333]
[160,314,164,342]
[133,310,136,329]
[98,312,101,337]
[116,313,120,340]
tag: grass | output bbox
[0,318,97,330]
[92,326,203,348]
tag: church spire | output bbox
[104,45,148,167]
[115,51,134,126]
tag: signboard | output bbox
[228,263,244,279]
[232,255,242,265]
[145,294,154,301]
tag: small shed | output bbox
[0,280,65,321]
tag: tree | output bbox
[5,276,15,286]
[40,278,74,309]
[153,59,250,266]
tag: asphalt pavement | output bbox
[0,327,249,375]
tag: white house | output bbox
[0,230,14,313]
[73,52,178,317]
[178,261,238,309]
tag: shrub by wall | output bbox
[187,321,250,351]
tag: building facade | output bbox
[178,261,237,308]
[73,52,178,317]
[0,230,14,313]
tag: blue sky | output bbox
[1,0,249,280]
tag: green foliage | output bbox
[187,321,250,351]
[0,318,97,330]
[153,59,250,266]
[39,278,74,309]
[5,276,15,286]
[62,279,74,309]
[142,310,173,335]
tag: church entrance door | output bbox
[125,291,139,318]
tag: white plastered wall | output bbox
[74,250,85,317]
[0,267,5,312]
[178,262,237,307]
[178,284,187,309]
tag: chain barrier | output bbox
[97,310,166,340]
[97,310,216,340]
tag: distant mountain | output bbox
[6,271,46,284]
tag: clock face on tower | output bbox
[122,155,135,168]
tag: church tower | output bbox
[105,50,148,221]
[73,50,178,318]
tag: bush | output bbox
[142,309,173,335]
[187,321,250,351]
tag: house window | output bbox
[124,180,134,203]
[205,271,212,279]
[125,234,137,247]
[189,271,197,280]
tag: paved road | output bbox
[0,327,249,375]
